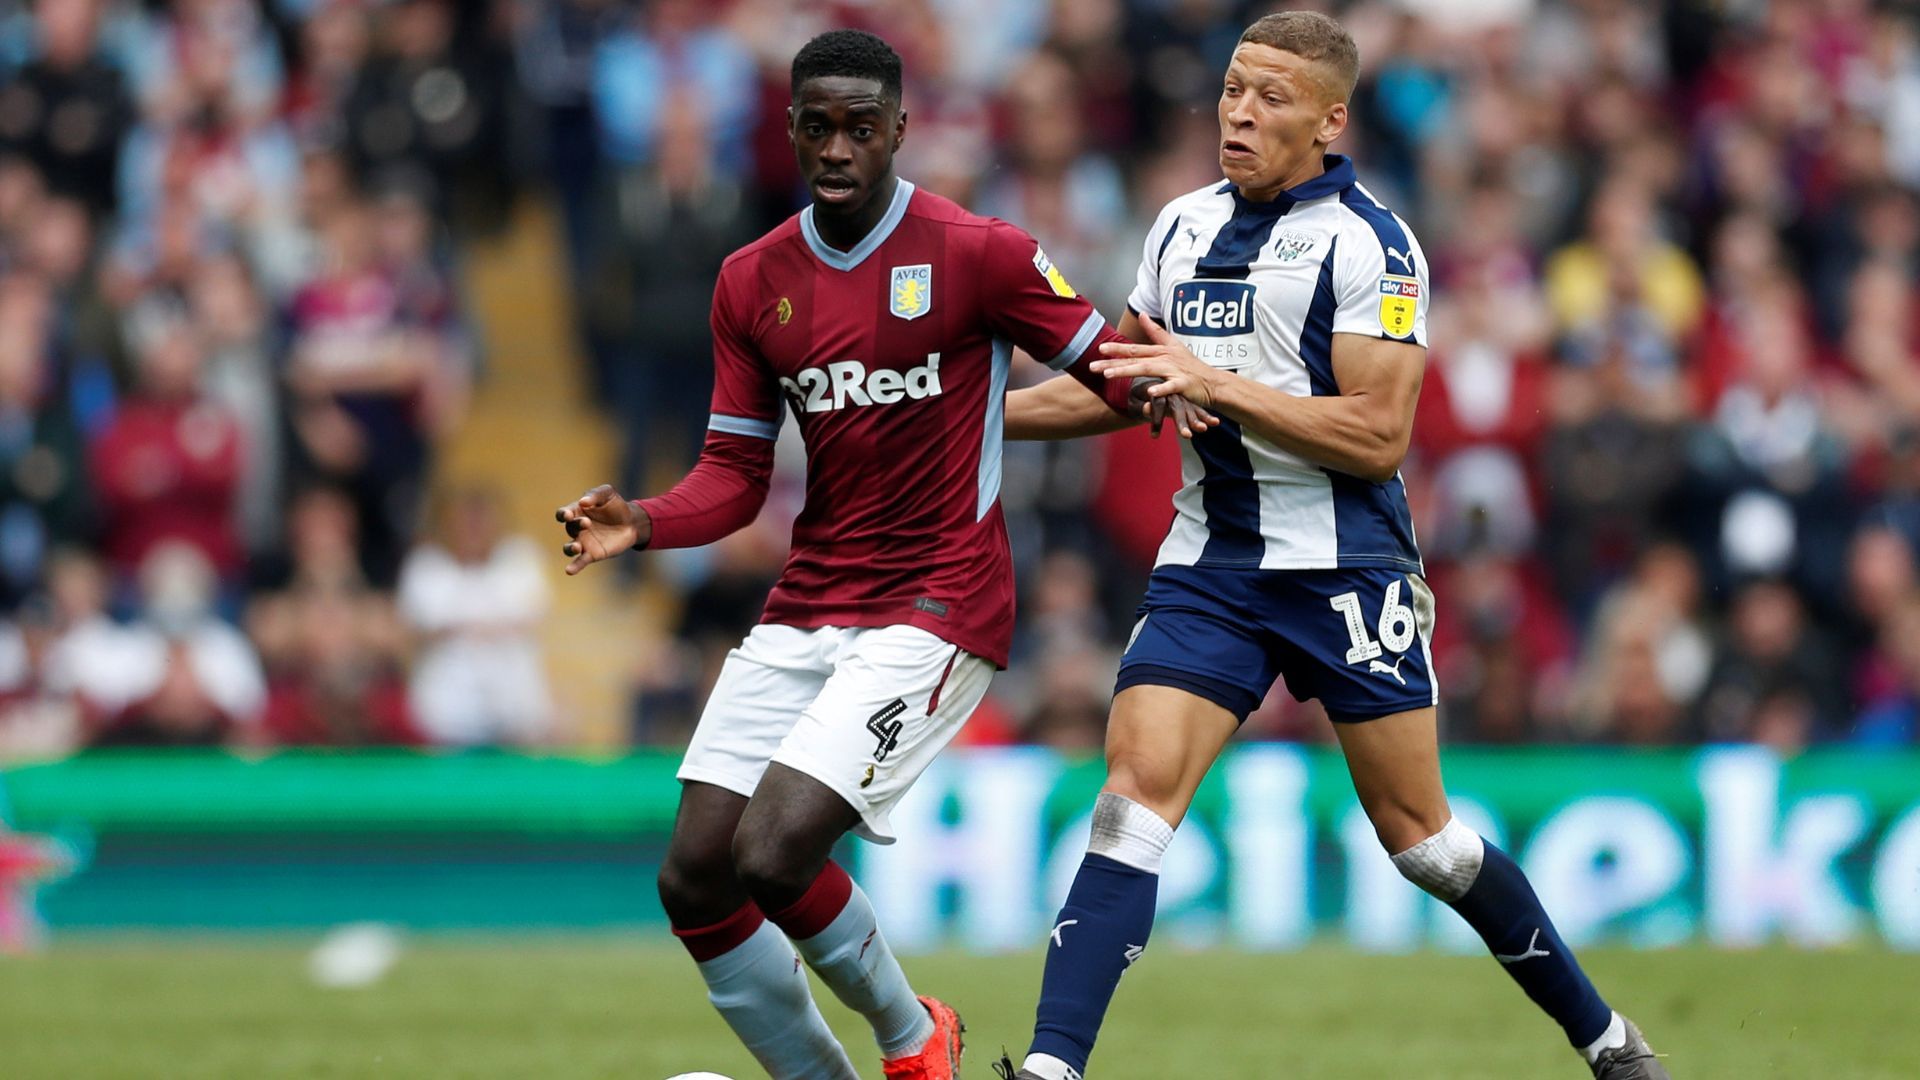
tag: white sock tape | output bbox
[1087,792,1175,874]
[1389,817,1485,902]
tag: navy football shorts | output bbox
[1115,564,1438,723]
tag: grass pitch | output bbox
[0,937,1913,1078]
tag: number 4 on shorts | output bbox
[867,699,907,761]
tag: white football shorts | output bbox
[676,622,994,843]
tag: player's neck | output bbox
[1240,150,1328,203]
[811,174,901,252]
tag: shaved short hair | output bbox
[1239,11,1360,104]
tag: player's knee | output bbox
[730,828,815,909]
[1363,794,1453,856]
[1103,751,1190,823]
[656,846,738,926]
[1388,817,1485,902]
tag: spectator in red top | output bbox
[285,200,446,585]
[248,486,416,746]
[88,306,243,586]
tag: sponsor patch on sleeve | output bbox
[1032,247,1078,299]
[1377,275,1420,339]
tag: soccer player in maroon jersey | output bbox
[552,29,1194,1080]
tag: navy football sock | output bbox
[1027,853,1160,1074]
[1449,842,1614,1047]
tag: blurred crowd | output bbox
[0,0,545,756]
[2,0,1919,759]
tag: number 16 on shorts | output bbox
[1326,573,1435,699]
[1330,578,1420,664]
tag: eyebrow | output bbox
[796,101,890,120]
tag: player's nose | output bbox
[820,131,855,164]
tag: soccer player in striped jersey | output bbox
[997,13,1669,1080]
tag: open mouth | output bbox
[814,174,858,200]
[1222,140,1254,158]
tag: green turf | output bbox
[0,937,1914,1078]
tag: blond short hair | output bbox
[1239,11,1360,104]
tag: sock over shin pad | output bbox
[1392,817,1613,1047]
[1027,793,1174,1075]
[770,861,933,1060]
[674,903,859,1080]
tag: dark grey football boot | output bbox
[1590,1016,1671,1079]
[991,1053,1064,1080]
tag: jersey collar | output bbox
[800,178,917,272]
[1216,153,1356,207]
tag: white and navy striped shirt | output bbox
[1128,155,1429,573]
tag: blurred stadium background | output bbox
[0,0,1918,1076]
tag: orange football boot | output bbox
[881,995,965,1080]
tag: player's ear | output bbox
[892,107,908,153]
[1318,100,1348,147]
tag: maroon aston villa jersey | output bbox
[642,180,1122,667]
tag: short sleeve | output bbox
[1127,201,1185,322]
[979,221,1110,372]
[1331,217,1429,347]
[707,267,783,440]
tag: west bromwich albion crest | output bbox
[890,264,932,320]
[1271,227,1320,262]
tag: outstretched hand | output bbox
[554,485,646,575]
[1097,316,1225,418]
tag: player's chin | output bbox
[1220,144,1260,173]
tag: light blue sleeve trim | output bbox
[1045,309,1108,371]
[708,413,780,440]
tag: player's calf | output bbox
[734,767,946,1071]
[672,901,861,1080]
[766,859,938,1065]
[1391,818,1661,1074]
[1019,791,1174,1080]
[661,793,857,1080]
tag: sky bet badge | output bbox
[1032,247,1077,298]
[1378,274,1420,339]
[890,264,932,320]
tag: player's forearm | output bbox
[1211,374,1410,483]
[633,433,773,549]
[1006,377,1141,441]
[1062,326,1148,418]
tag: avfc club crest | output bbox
[890,264,933,320]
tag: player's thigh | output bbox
[1106,566,1278,820]
[1331,704,1451,854]
[1103,683,1239,825]
[676,623,833,799]
[1270,568,1448,852]
[772,624,993,845]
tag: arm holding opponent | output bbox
[1094,313,1423,483]
[1005,307,1218,441]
